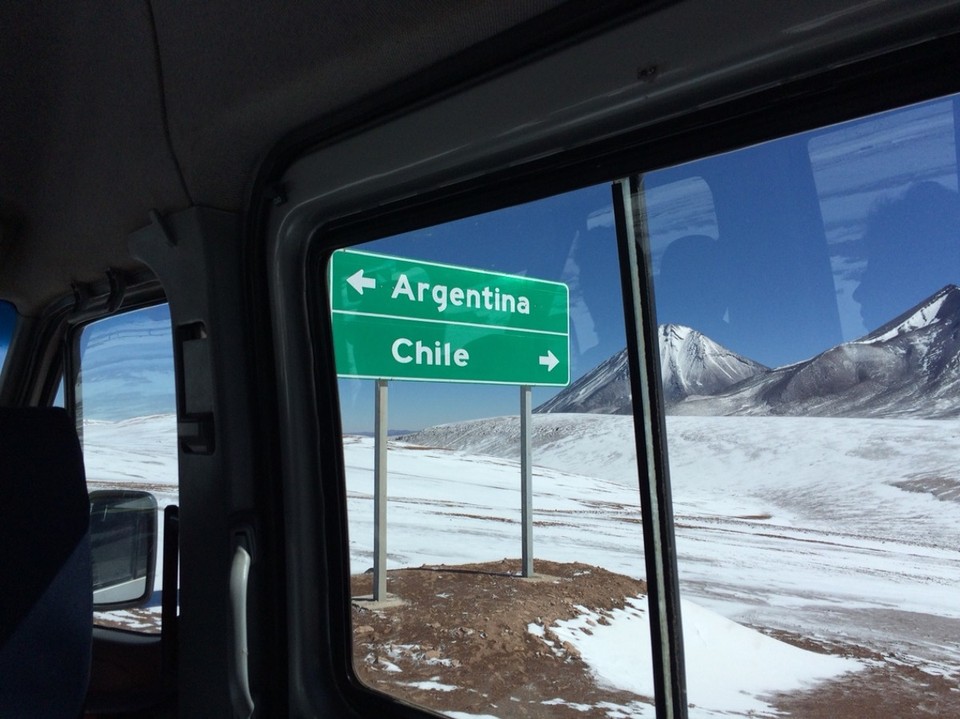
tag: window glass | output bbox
[326,91,960,718]
[647,94,960,716]
[0,300,15,373]
[78,304,177,633]
[330,187,658,716]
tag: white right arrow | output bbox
[539,350,559,372]
[346,269,377,295]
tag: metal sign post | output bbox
[373,378,388,601]
[520,385,533,577]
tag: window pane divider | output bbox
[614,176,688,719]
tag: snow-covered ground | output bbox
[388,413,960,712]
[549,598,860,717]
[82,412,960,716]
[83,415,178,496]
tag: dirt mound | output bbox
[352,559,648,717]
[352,559,960,718]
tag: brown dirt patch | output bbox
[351,560,960,718]
[770,661,960,718]
[894,475,960,503]
[351,559,649,717]
[756,630,960,718]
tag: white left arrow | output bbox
[347,269,377,295]
[539,350,559,372]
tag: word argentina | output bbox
[391,273,530,315]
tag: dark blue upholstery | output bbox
[0,407,92,718]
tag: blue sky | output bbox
[76,304,176,421]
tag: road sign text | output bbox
[390,273,531,315]
[392,338,470,367]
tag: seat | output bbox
[0,407,92,718]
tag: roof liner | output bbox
[0,0,567,314]
[155,1,572,210]
[0,2,185,315]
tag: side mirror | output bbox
[89,490,158,610]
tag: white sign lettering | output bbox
[391,273,530,315]
[391,338,470,367]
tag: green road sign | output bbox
[330,249,570,386]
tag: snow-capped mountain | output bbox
[676,285,960,418]
[535,324,767,414]
[657,325,769,404]
[538,286,960,419]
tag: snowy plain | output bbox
[82,411,960,716]
[370,413,960,714]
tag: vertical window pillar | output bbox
[614,177,687,719]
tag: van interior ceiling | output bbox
[2,2,960,718]
[0,0,579,316]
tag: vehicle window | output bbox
[322,92,960,719]
[77,304,177,634]
[329,187,659,716]
[0,300,15,373]
[645,93,960,716]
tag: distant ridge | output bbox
[860,283,960,344]
[539,286,960,419]
[534,349,632,415]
